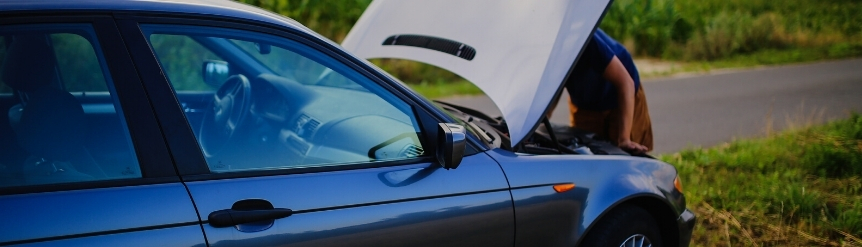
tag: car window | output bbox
[142,25,426,173]
[231,40,361,90]
[0,24,142,187]
[51,33,109,92]
[149,34,223,91]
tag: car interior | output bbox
[0,29,141,187]
[142,26,427,173]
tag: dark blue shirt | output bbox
[565,29,640,111]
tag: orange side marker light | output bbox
[674,175,684,193]
[553,183,575,193]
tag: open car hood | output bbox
[342,0,611,145]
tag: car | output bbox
[0,0,694,246]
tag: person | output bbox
[560,28,653,153]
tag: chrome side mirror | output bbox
[437,123,466,169]
[202,60,230,87]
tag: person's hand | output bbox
[618,139,648,154]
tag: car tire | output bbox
[579,205,663,247]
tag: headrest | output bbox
[1,35,58,92]
[17,88,86,160]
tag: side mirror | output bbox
[437,123,466,169]
[202,60,230,87]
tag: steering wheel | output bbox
[199,74,252,157]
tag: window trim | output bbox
[115,15,484,179]
[0,14,178,195]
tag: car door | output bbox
[116,17,515,247]
[0,16,204,246]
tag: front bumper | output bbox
[677,208,696,247]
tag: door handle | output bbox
[208,208,293,228]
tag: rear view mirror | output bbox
[437,123,466,169]
[256,43,271,54]
[202,60,230,87]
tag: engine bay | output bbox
[434,101,641,157]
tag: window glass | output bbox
[142,25,425,173]
[51,33,108,92]
[149,35,224,91]
[0,24,141,187]
[231,40,359,89]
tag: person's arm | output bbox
[603,56,648,153]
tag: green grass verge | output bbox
[660,113,862,246]
[694,43,862,71]
[639,43,862,79]
[405,80,483,99]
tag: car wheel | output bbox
[580,205,663,247]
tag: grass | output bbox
[660,113,862,246]
[404,80,483,100]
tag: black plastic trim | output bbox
[0,221,199,246]
[0,177,180,196]
[93,17,178,178]
[382,34,476,61]
[114,18,211,176]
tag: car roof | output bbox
[1,0,312,36]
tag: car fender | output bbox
[484,149,684,246]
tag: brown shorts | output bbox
[568,85,654,151]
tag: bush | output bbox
[600,0,679,57]
[237,0,371,43]
[684,11,791,60]
[603,0,862,61]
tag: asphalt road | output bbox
[439,58,862,154]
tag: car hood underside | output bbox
[342,0,612,145]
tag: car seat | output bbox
[2,34,60,133]
[17,88,106,184]
[0,34,105,186]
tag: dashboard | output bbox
[202,73,425,171]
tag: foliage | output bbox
[236,0,371,43]
[601,0,862,61]
[661,114,862,246]
[149,34,221,91]
[600,0,681,57]
[0,33,109,93]
[368,59,464,85]
[50,34,108,92]
[405,80,482,100]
